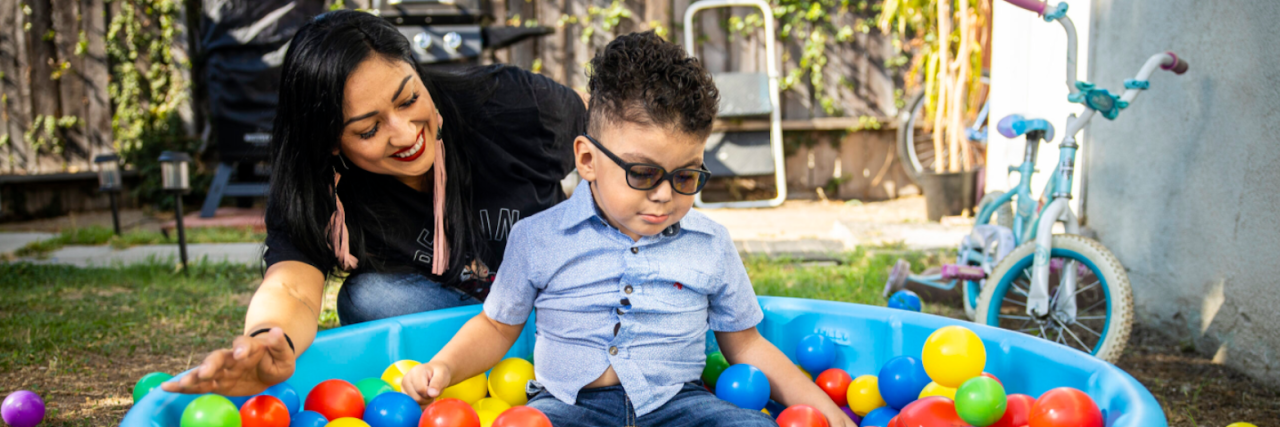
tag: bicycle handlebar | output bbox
[1161,51,1190,75]
[1004,0,1048,15]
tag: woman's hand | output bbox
[160,327,296,397]
[402,361,454,405]
[817,404,859,427]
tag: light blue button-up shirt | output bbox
[483,180,764,416]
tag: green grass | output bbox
[746,246,955,314]
[13,225,267,258]
[0,261,260,372]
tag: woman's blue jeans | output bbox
[336,271,480,326]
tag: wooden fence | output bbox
[0,0,900,177]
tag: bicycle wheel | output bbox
[974,234,1133,362]
[896,91,938,185]
[961,191,1014,320]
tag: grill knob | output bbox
[443,32,463,51]
[413,32,433,50]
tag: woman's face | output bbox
[338,56,442,188]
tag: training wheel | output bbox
[884,259,911,297]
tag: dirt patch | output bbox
[1,352,203,426]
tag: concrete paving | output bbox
[23,243,263,267]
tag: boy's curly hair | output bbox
[587,31,719,140]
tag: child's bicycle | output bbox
[885,0,1188,362]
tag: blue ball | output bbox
[290,410,329,427]
[860,406,901,427]
[263,382,301,414]
[224,394,252,409]
[877,355,931,409]
[887,290,922,312]
[715,364,771,411]
[364,392,423,427]
[763,400,786,419]
[795,334,836,375]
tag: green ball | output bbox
[355,377,395,404]
[180,394,241,427]
[702,352,730,389]
[133,371,174,404]
[955,376,1007,427]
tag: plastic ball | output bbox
[265,383,302,415]
[846,374,886,416]
[955,376,1007,427]
[472,398,512,413]
[475,409,502,427]
[877,356,931,410]
[899,396,966,427]
[326,418,370,427]
[815,368,853,407]
[242,395,291,427]
[2,390,46,427]
[887,290,922,312]
[1226,424,1259,427]
[382,360,421,392]
[990,394,1034,427]
[181,394,241,427]
[702,352,730,388]
[289,410,328,427]
[1029,387,1102,427]
[840,406,861,425]
[440,373,488,404]
[419,398,479,427]
[363,392,422,427]
[715,364,771,411]
[488,358,536,406]
[887,415,901,427]
[355,378,395,405]
[859,406,899,427]
[918,382,957,400]
[304,379,365,421]
[491,406,553,427]
[922,325,987,388]
[795,334,837,374]
[776,404,829,427]
[133,372,174,404]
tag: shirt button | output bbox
[631,247,639,254]
[616,308,624,315]
[624,285,633,294]
[621,298,630,306]
[609,346,619,356]
[613,322,621,336]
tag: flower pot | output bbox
[919,170,977,222]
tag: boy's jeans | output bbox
[526,380,777,427]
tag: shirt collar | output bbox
[557,179,710,236]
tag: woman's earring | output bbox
[336,154,350,170]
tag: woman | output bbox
[163,10,585,396]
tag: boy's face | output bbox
[575,121,706,242]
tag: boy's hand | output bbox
[403,361,454,405]
[160,328,295,397]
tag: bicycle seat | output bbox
[996,114,1055,142]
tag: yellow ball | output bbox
[922,325,987,388]
[473,397,512,413]
[488,357,536,406]
[847,374,887,416]
[918,381,957,400]
[381,359,420,392]
[326,418,371,427]
[476,409,502,427]
[440,372,488,404]
[1225,424,1258,427]
[796,365,812,381]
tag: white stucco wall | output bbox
[993,0,1280,384]
[1083,0,1280,383]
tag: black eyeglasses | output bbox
[584,134,712,195]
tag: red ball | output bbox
[1029,388,1102,427]
[990,394,1035,427]
[491,406,553,427]
[980,372,1002,386]
[304,379,365,421]
[776,404,830,427]
[420,398,480,427]
[887,415,901,427]
[241,395,290,427]
[898,396,968,427]
[815,368,853,407]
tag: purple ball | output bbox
[2,390,45,427]
[840,406,862,425]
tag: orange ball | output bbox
[304,379,365,421]
[491,406,553,427]
[419,398,480,427]
[816,369,853,407]
[241,395,290,427]
[1029,388,1102,427]
[776,405,830,427]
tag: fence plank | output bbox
[27,0,63,174]
[505,0,539,70]
[536,0,567,83]
[52,0,89,170]
[0,1,15,173]
[80,0,111,159]
[10,1,35,174]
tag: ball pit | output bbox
[122,297,1168,426]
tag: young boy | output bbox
[403,31,855,427]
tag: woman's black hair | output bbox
[268,9,495,282]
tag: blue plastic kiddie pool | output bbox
[120,297,1167,426]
